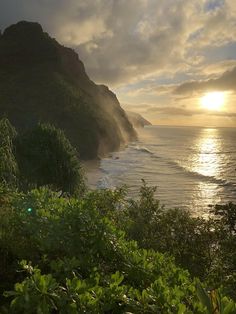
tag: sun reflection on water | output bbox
[192,128,222,177]
[190,128,223,211]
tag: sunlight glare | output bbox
[189,128,223,208]
[200,92,225,111]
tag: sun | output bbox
[200,92,225,111]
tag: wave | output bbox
[97,175,114,189]
[138,150,236,189]
[102,142,236,192]
[163,158,235,188]
[128,142,234,188]
[197,151,236,155]
[131,145,154,155]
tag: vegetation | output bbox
[0,185,235,313]
[137,190,236,298]
[0,119,236,312]
[0,118,18,187]
[0,118,85,196]
[85,184,236,299]
[15,123,86,195]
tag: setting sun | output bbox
[200,92,225,111]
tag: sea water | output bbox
[85,125,236,215]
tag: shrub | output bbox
[110,182,236,299]
[1,185,236,312]
[15,123,86,196]
[0,118,18,187]
[0,187,199,312]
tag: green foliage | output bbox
[102,182,236,302]
[209,203,236,298]
[1,181,236,312]
[212,203,236,233]
[15,123,86,196]
[0,118,18,187]
[4,261,60,314]
[119,182,215,280]
[0,186,205,313]
[195,281,236,314]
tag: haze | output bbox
[1,0,236,127]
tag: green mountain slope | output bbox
[0,21,136,159]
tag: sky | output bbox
[1,0,236,127]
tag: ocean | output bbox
[85,125,236,216]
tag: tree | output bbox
[15,123,86,196]
[0,118,18,187]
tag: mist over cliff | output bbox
[0,21,137,159]
[126,111,152,129]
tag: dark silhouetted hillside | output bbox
[0,21,136,159]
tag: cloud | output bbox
[175,66,236,94]
[189,3,236,48]
[147,106,199,116]
[146,105,236,118]
[202,59,236,76]
[1,0,236,127]
[1,0,236,87]
[123,102,154,113]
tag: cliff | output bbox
[126,111,152,128]
[0,21,136,159]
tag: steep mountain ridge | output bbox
[0,21,136,159]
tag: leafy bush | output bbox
[15,123,86,196]
[0,186,205,312]
[124,182,216,280]
[0,118,18,187]
[209,203,236,298]
[103,182,236,300]
[0,182,236,312]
